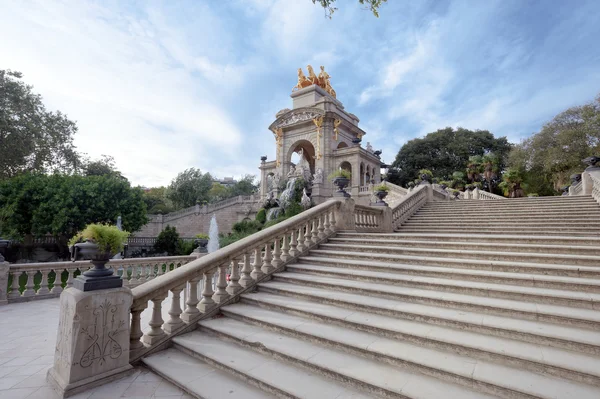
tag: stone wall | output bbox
[135,196,260,237]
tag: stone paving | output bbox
[0,299,191,399]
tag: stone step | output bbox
[409,215,597,223]
[451,196,594,203]
[402,221,600,228]
[171,331,374,398]
[299,253,600,292]
[257,280,600,353]
[335,232,600,247]
[214,303,600,398]
[282,264,600,309]
[141,348,278,399]
[327,237,600,256]
[413,210,600,218]
[236,291,600,387]
[421,199,597,208]
[179,321,494,399]
[315,243,600,268]
[396,227,599,236]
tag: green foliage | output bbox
[154,225,180,255]
[373,184,389,192]
[82,155,124,180]
[177,240,196,256]
[195,233,209,239]
[232,220,263,234]
[507,93,600,194]
[328,169,352,179]
[166,168,213,209]
[69,223,129,254]
[263,215,289,229]
[498,168,525,198]
[255,208,267,224]
[285,202,304,217]
[0,70,80,179]
[0,173,147,240]
[142,187,174,214]
[390,127,512,187]
[312,0,387,18]
[418,169,433,179]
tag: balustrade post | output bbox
[8,271,21,299]
[289,230,298,258]
[129,305,146,351]
[239,253,254,287]
[251,247,265,280]
[198,270,217,313]
[317,215,326,239]
[323,213,332,235]
[261,242,274,274]
[37,270,50,295]
[310,220,319,246]
[65,268,77,289]
[0,262,9,304]
[296,225,306,253]
[330,198,355,231]
[142,293,168,345]
[329,208,337,232]
[213,262,230,303]
[227,257,243,295]
[182,276,202,320]
[23,270,36,297]
[281,232,290,262]
[271,238,283,269]
[164,285,185,333]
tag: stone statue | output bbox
[287,165,296,178]
[318,66,331,87]
[292,68,311,92]
[366,142,374,153]
[307,65,319,85]
[313,168,323,184]
[301,189,312,210]
[273,172,281,187]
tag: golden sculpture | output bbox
[273,127,283,167]
[333,119,342,141]
[292,65,336,98]
[313,116,324,160]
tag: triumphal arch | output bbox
[259,65,383,204]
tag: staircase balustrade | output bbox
[354,205,385,231]
[3,256,195,304]
[128,199,343,362]
[590,173,600,205]
[390,185,428,230]
[476,189,506,200]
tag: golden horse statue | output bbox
[307,65,320,85]
[292,68,311,92]
[292,65,336,98]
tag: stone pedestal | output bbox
[330,197,355,231]
[47,287,133,397]
[0,261,8,305]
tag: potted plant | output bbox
[69,223,130,291]
[194,233,209,252]
[329,169,352,197]
[372,184,390,206]
[418,169,433,184]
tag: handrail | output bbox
[432,187,448,200]
[570,181,583,196]
[354,205,385,231]
[590,172,600,204]
[128,199,343,358]
[383,181,408,195]
[154,195,258,221]
[390,185,428,230]
[477,189,506,200]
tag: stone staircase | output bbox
[141,195,600,398]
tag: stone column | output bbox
[47,286,133,397]
[0,260,8,305]
[473,187,480,199]
[582,170,595,195]
[330,197,355,231]
[380,205,393,233]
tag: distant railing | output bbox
[476,189,506,200]
[570,181,583,196]
[432,187,449,200]
[157,195,258,223]
[2,256,196,304]
[359,185,370,193]
[127,237,196,247]
[391,185,428,230]
[590,173,600,204]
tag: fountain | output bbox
[266,178,297,222]
[207,214,220,253]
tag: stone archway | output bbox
[287,139,316,174]
[337,142,349,149]
[339,161,352,175]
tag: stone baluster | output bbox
[227,257,243,295]
[183,276,202,321]
[271,237,283,269]
[251,247,264,280]
[121,265,130,287]
[323,212,331,235]
[280,232,290,262]
[164,285,185,333]
[65,268,76,289]
[9,271,21,299]
[296,225,306,253]
[213,262,230,303]
[329,208,337,232]
[317,215,326,239]
[23,270,36,297]
[156,263,164,277]
[198,270,217,313]
[37,269,50,295]
[289,229,298,257]
[50,269,63,295]
[311,219,319,245]
[239,253,254,287]
[261,241,274,274]
[129,304,147,352]
[142,292,168,345]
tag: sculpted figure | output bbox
[307,65,319,85]
[318,66,331,88]
[313,168,323,184]
[287,165,296,178]
[292,68,310,92]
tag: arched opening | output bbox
[359,163,365,186]
[339,161,352,179]
[337,142,349,149]
[288,140,316,174]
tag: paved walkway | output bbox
[0,299,191,399]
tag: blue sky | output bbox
[1,0,599,187]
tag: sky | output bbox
[1,0,600,187]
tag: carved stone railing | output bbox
[391,185,428,230]
[2,256,195,304]
[570,181,583,196]
[432,187,449,201]
[128,199,345,362]
[354,205,386,232]
[359,185,370,193]
[590,173,600,205]
[475,189,506,200]
[382,181,408,205]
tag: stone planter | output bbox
[71,241,121,291]
[371,190,388,207]
[332,177,351,198]
[194,238,208,253]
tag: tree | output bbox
[0,70,80,179]
[82,155,124,179]
[507,93,600,193]
[154,225,180,256]
[228,174,258,197]
[208,182,229,203]
[142,187,174,214]
[0,173,147,240]
[166,168,213,209]
[389,127,512,187]
[312,0,387,18]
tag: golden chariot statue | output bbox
[292,65,336,98]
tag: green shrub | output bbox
[177,240,196,255]
[373,184,389,192]
[284,201,304,218]
[255,208,266,224]
[153,225,180,255]
[263,215,289,229]
[328,169,351,180]
[232,220,262,234]
[195,233,209,239]
[69,223,129,254]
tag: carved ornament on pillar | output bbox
[273,127,283,167]
[313,116,324,160]
[333,119,341,141]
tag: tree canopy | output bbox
[312,0,387,18]
[166,168,214,209]
[507,93,600,193]
[389,127,512,187]
[0,70,80,179]
[0,173,147,239]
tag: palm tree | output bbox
[482,154,500,192]
[499,169,525,198]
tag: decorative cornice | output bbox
[269,107,326,132]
